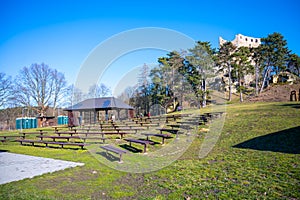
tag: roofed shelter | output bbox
[64,97,134,126]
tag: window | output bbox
[251,39,253,42]
[245,38,248,41]
[255,39,258,43]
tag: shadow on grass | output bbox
[119,144,142,153]
[138,138,160,145]
[0,150,9,153]
[279,103,300,109]
[96,151,120,162]
[233,126,300,154]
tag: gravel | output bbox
[0,152,84,185]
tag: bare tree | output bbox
[87,83,111,98]
[14,63,67,116]
[51,69,67,115]
[0,73,13,108]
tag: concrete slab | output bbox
[0,152,84,185]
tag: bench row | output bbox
[15,139,89,150]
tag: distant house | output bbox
[64,97,134,126]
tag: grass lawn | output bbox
[0,102,299,199]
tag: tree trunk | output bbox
[228,64,232,101]
[239,79,243,102]
[255,64,259,96]
[260,66,270,93]
[202,79,207,107]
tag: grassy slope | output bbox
[0,102,299,199]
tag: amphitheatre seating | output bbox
[19,131,48,137]
[77,131,128,139]
[37,135,81,142]
[141,133,172,144]
[77,132,103,137]
[55,131,78,136]
[158,128,179,134]
[15,139,88,150]
[124,138,154,153]
[168,124,192,130]
[101,131,128,138]
[100,145,127,163]
[44,141,88,149]
[0,135,25,142]
[80,136,106,143]
[179,120,205,126]
[115,127,139,134]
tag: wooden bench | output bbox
[0,135,25,142]
[100,145,127,163]
[168,124,191,130]
[19,131,48,137]
[55,131,77,136]
[157,128,179,134]
[77,132,103,137]
[15,139,45,146]
[16,139,88,149]
[80,137,106,143]
[141,133,172,144]
[37,135,81,142]
[178,120,205,125]
[44,141,88,149]
[124,138,154,153]
[101,127,117,132]
[101,131,128,138]
[116,127,138,134]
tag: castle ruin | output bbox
[218,34,261,94]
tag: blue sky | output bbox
[1,0,299,95]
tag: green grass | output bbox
[0,102,299,199]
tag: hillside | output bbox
[247,83,300,102]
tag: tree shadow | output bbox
[233,126,300,154]
[279,103,300,109]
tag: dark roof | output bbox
[64,97,133,111]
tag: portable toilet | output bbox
[58,115,68,125]
[31,117,37,128]
[57,115,63,125]
[63,116,68,125]
[23,117,30,129]
[16,118,22,129]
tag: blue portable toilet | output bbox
[16,118,22,129]
[31,117,37,128]
[23,117,30,129]
[64,116,68,125]
[57,115,63,125]
[58,115,68,125]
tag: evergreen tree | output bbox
[287,53,300,76]
[231,46,253,102]
[258,32,290,92]
[216,42,236,101]
[185,41,215,107]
